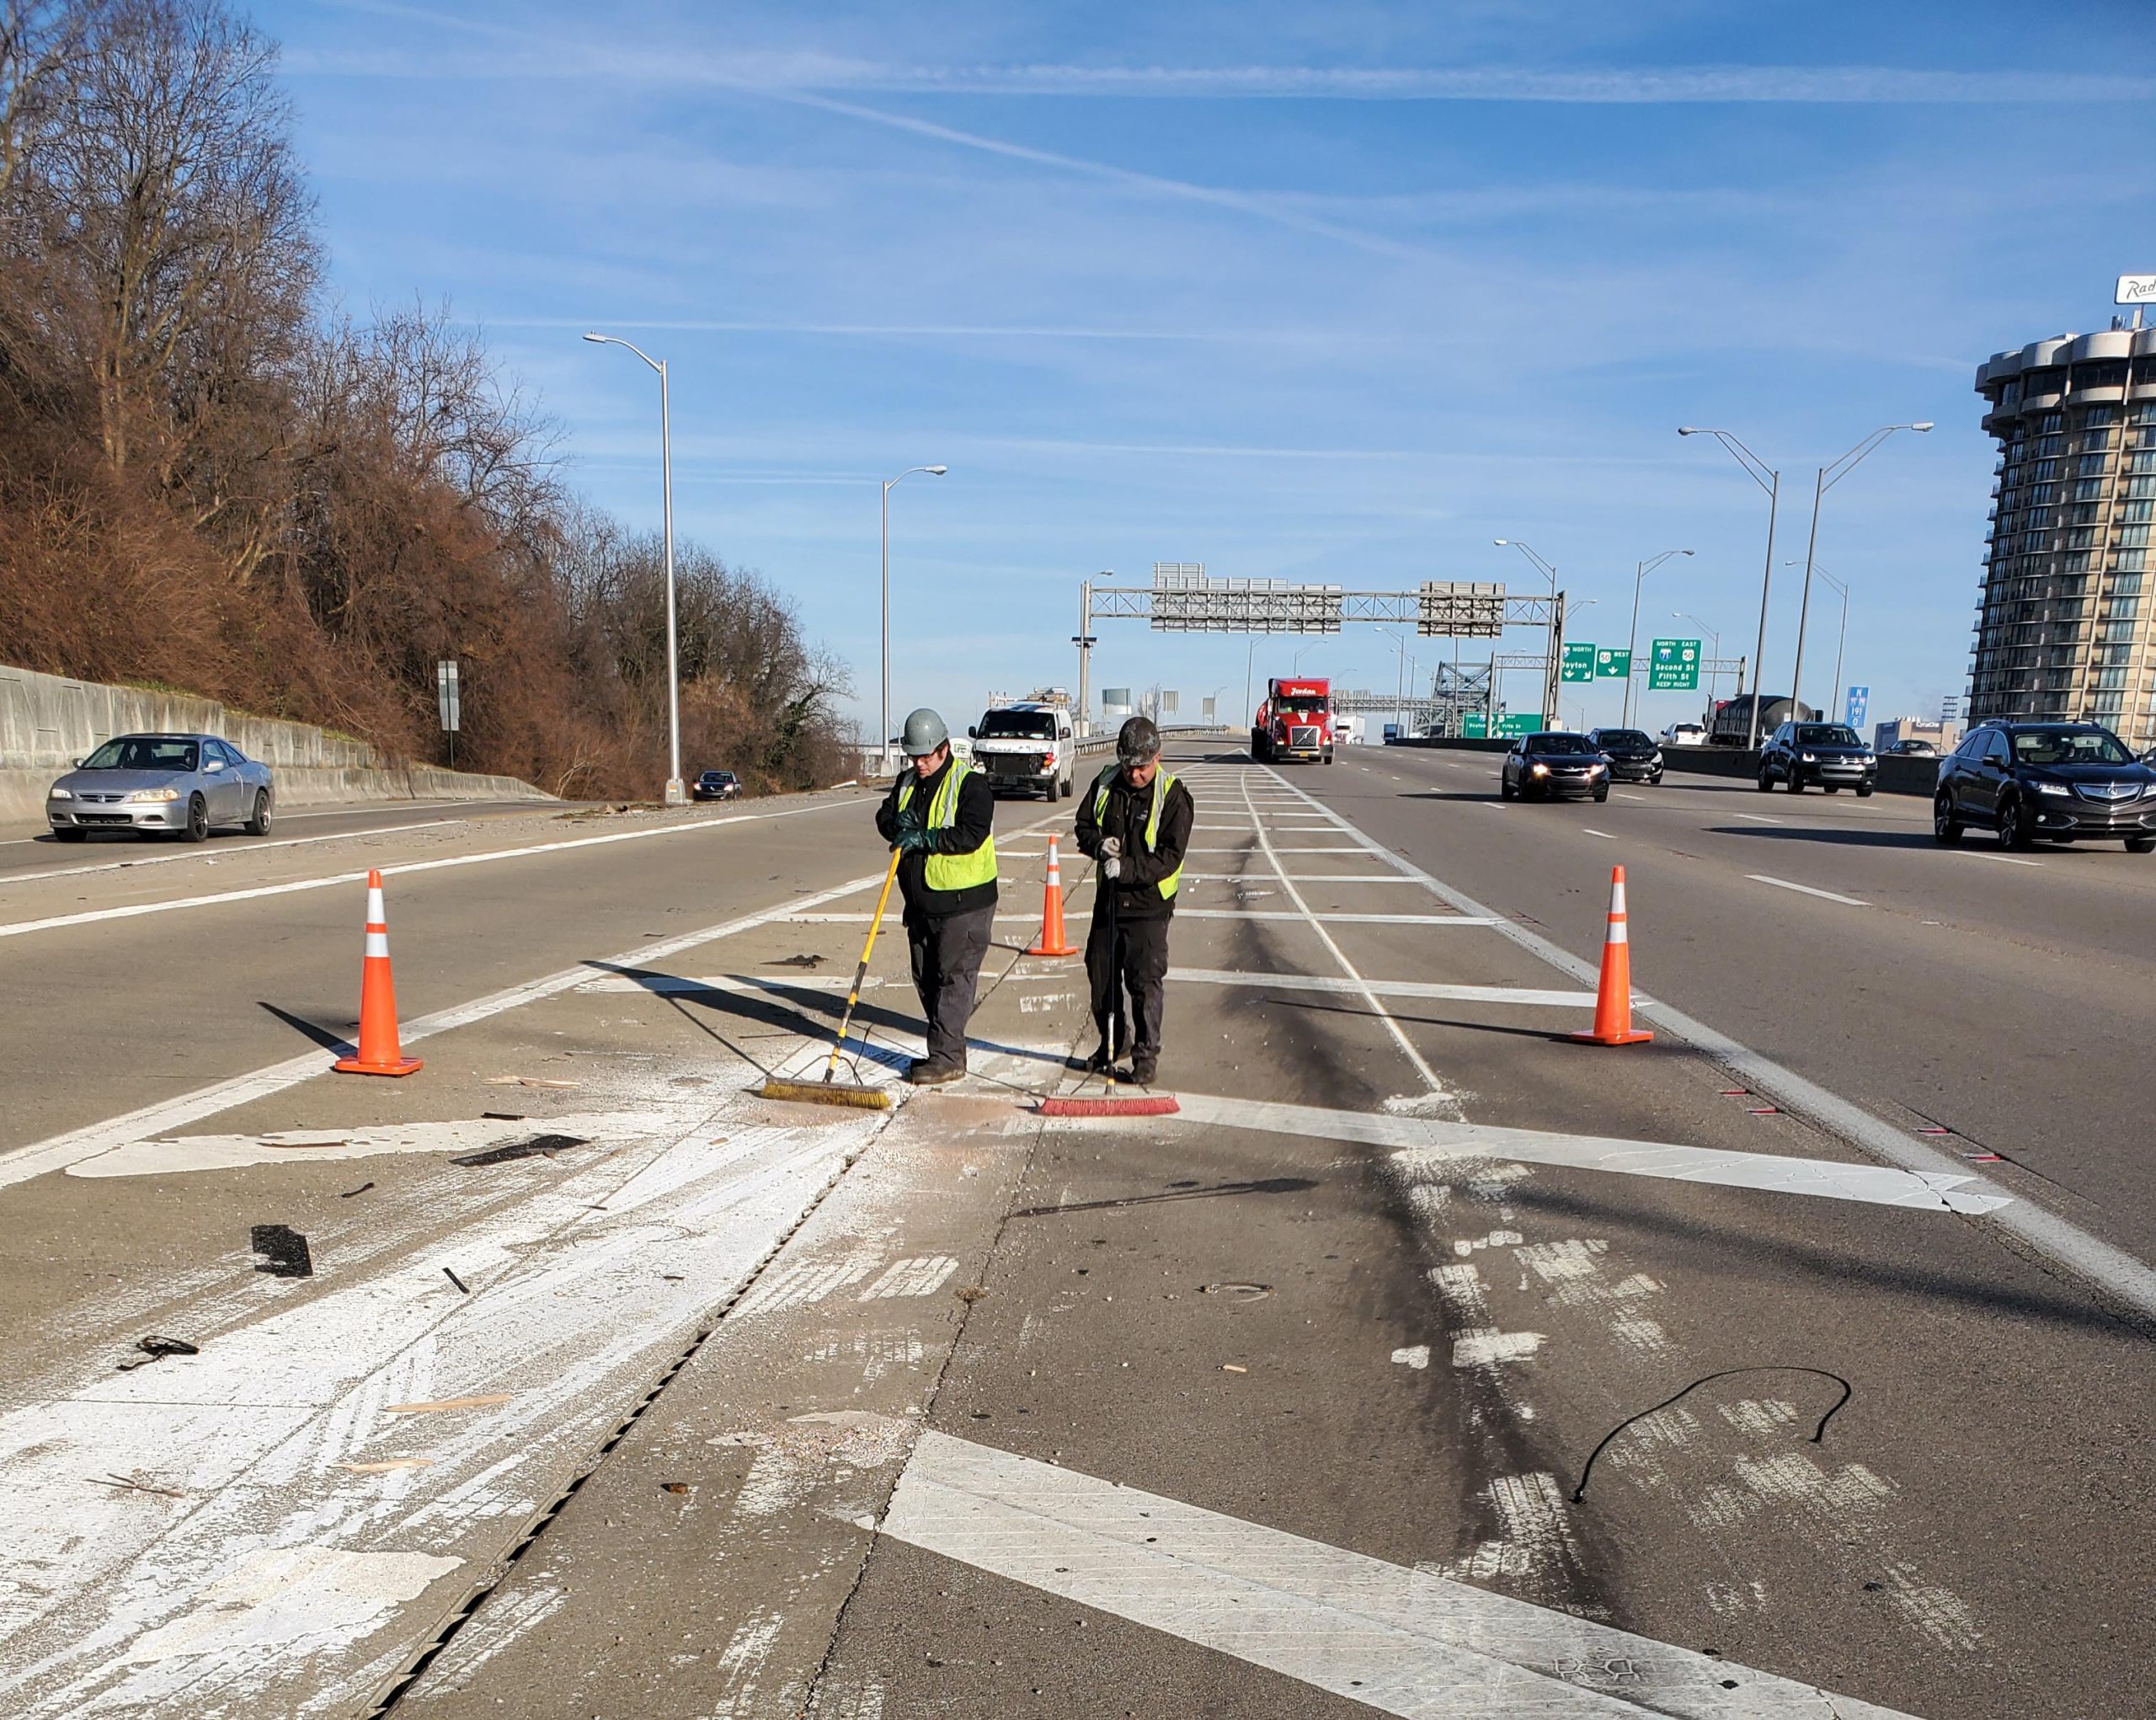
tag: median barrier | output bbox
[1,660,555,826]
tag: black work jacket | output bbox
[1074,766,1194,922]
[874,757,998,921]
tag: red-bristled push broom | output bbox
[1038,852,1179,1118]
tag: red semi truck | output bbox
[1251,677,1336,764]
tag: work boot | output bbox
[1129,1056,1159,1087]
[908,1059,964,1087]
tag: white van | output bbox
[969,702,1076,800]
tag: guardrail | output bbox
[1383,735,1943,799]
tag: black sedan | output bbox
[1586,728,1664,784]
[1500,732,1610,802]
[1934,722,2156,852]
[1757,722,1876,795]
[691,769,743,802]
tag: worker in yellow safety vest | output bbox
[874,708,998,1084]
[1073,716,1193,1087]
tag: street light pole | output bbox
[584,332,685,804]
[1679,428,1780,750]
[880,464,948,770]
[1623,549,1693,727]
[1495,539,1559,724]
[1790,425,1929,723]
[1788,564,1852,721]
[1379,628,1406,736]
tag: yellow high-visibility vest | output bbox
[1091,765,1182,900]
[898,762,997,891]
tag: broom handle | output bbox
[823,847,902,1082]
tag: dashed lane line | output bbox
[1266,767,2156,1327]
[0,820,468,887]
[1733,812,1784,825]
[1580,828,1615,840]
[878,1431,1919,1720]
[0,796,858,942]
[1746,874,1872,908]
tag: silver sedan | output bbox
[45,733,275,844]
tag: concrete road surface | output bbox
[0,755,2147,1719]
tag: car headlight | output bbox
[47,786,72,800]
[1650,750,1662,764]
[1800,750,1817,762]
[124,787,181,804]
[2033,781,2071,797]
[1588,763,1606,775]
[1529,762,1548,776]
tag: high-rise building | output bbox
[1972,324,2156,749]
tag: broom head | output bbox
[760,1077,893,1111]
[1037,1094,1180,1118]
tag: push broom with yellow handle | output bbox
[760,847,902,1110]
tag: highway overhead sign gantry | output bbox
[1561,643,1596,683]
[1648,638,1701,692]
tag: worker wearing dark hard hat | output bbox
[1074,715,1193,1086]
[874,708,998,1085]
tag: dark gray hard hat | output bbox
[1117,715,1162,762]
[901,708,949,756]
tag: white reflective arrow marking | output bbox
[877,1432,1917,1719]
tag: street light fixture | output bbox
[1495,538,1560,724]
[1377,627,1410,738]
[1623,549,1693,726]
[880,465,947,770]
[1789,425,1928,723]
[1679,427,1780,750]
[584,331,685,804]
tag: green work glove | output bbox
[895,825,931,854]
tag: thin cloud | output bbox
[483,316,1314,345]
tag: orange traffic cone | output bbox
[1025,835,1080,958]
[334,869,424,1076]
[1571,865,1652,1047]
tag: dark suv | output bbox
[1934,723,2156,852]
[1587,728,1663,784]
[1757,722,1876,795]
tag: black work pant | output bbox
[906,904,994,1067]
[1086,909,1171,1062]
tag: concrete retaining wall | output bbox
[1385,734,1943,799]
[1,662,552,825]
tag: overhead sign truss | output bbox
[1094,567,1553,634]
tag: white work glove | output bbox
[1099,836,1122,859]
[1102,854,1122,882]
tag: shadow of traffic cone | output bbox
[1025,835,1080,958]
[1571,864,1652,1047]
[334,869,424,1076]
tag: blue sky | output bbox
[264,0,2156,740]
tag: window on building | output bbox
[2036,435,2065,457]
[2067,504,2101,526]
[2083,404,2117,426]
[2120,549,2149,572]
[2119,524,2151,549]
[2127,451,2156,473]
[2103,620,2138,643]
[2068,527,2097,549]
[2113,574,2147,596]
[2078,363,2129,390]
[2121,500,2154,524]
[2130,402,2156,425]
[2063,550,2092,572]
[2103,597,2142,622]
[2082,430,2115,451]
[2129,477,2156,499]
[2078,453,2112,477]
[2032,458,2059,480]
[2040,410,2064,432]
[2031,483,2058,505]
[2073,478,2105,500]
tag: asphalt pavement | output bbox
[0,753,2147,1719]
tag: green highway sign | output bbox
[1462,713,1489,738]
[1593,647,1631,680]
[1560,642,1596,683]
[1649,637,1701,692]
[1495,713,1543,737]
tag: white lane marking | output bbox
[1169,969,1594,1008]
[1264,772,2156,1326]
[66,1111,666,1178]
[1192,873,1420,884]
[878,1432,1915,1720]
[858,1255,961,1300]
[1157,1092,2011,1213]
[1615,792,1647,801]
[1390,1345,1430,1369]
[1746,874,1871,909]
[1959,852,2044,868]
[1580,828,1615,841]
[121,1546,462,1664]
[0,868,887,1190]
[0,797,857,942]
[1734,812,1784,825]
[1242,777,1444,1095]
[572,973,881,994]
[1175,911,1503,925]
[0,820,469,886]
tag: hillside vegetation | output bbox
[0,0,851,797]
